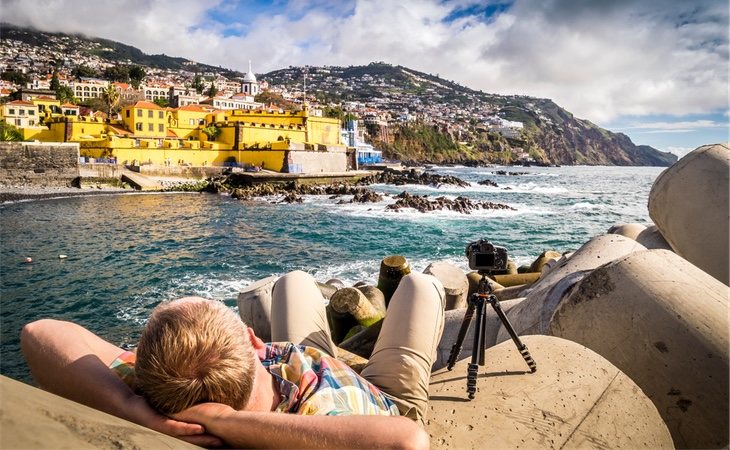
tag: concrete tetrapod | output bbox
[497,234,647,340]
[426,336,673,449]
[424,262,470,310]
[548,249,729,449]
[648,143,730,285]
[0,376,201,450]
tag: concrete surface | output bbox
[426,335,673,449]
[549,249,729,449]
[0,375,200,450]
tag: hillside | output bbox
[263,63,677,166]
[0,25,677,166]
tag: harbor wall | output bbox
[0,142,79,187]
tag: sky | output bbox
[2,0,728,157]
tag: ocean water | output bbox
[0,165,664,382]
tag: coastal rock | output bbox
[476,178,498,187]
[427,336,673,450]
[358,168,470,188]
[549,249,729,449]
[386,191,515,214]
[648,143,730,285]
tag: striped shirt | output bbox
[262,343,399,416]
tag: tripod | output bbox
[447,272,537,399]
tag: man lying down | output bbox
[21,270,445,449]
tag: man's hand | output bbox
[172,402,236,431]
[127,394,224,447]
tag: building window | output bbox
[158,124,164,132]
[148,123,153,132]
[148,110,153,118]
[126,110,130,118]
[158,111,163,119]
[19,109,25,116]
[136,122,143,131]
[28,110,35,115]
[137,109,142,117]
[189,119,195,125]
[15,119,21,125]
[8,109,15,115]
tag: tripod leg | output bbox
[490,296,537,373]
[447,300,476,370]
[478,301,487,366]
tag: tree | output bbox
[207,84,218,98]
[201,125,221,141]
[50,70,61,92]
[72,65,98,79]
[103,65,130,82]
[129,66,146,89]
[1,70,30,86]
[101,85,120,119]
[153,98,169,108]
[0,122,24,141]
[57,86,76,104]
[192,74,204,94]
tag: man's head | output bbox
[135,297,257,414]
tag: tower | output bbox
[241,60,259,96]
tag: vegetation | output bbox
[1,70,29,86]
[72,64,98,79]
[153,98,169,108]
[0,122,24,141]
[201,125,221,141]
[101,84,120,118]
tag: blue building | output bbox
[341,119,382,167]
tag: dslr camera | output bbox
[465,239,508,272]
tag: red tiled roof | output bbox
[6,100,34,106]
[61,103,79,108]
[178,104,211,112]
[167,128,178,137]
[108,125,132,136]
[131,101,163,110]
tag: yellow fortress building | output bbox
[2,97,349,173]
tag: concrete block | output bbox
[607,222,647,240]
[549,249,729,448]
[426,336,672,449]
[499,234,646,339]
[648,143,730,285]
[0,375,200,449]
[424,262,469,310]
[635,224,673,250]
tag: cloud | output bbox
[625,119,725,131]
[1,0,727,125]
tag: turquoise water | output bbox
[0,165,664,382]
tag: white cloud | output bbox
[1,0,727,125]
[626,119,725,130]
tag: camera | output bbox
[465,239,508,272]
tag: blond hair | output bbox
[135,298,257,414]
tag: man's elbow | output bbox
[393,422,429,450]
[406,427,430,450]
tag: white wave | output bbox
[499,183,569,194]
[571,202,601,210]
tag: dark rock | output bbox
[478,179,498,187]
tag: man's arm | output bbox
[174,403,430,450]
[20,319,222,447]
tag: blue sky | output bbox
[3,0,728,157]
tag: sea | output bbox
[0,165,665,383]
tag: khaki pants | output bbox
[271,270,445,423]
